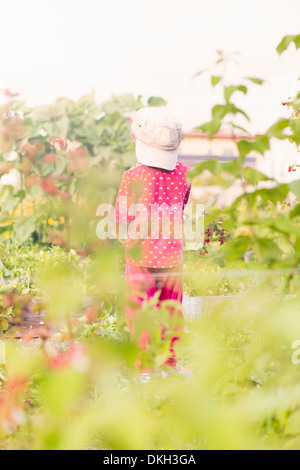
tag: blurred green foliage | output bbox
[0,92,167,251]
[1,34,300,450]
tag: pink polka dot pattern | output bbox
[115,162,191,268]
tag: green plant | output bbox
[1,32,300,451]
[0,93,166,251]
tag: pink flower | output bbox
[48,344,90,372]
[50,136,67,151]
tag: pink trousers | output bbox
[125,261,184,369]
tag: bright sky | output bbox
[0,0,300,133]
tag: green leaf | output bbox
[256,185,289,204]
[195,104,250,140]
[232,184,289,209]
[221,237,250,263]
[193,119,221,138]
[12,215,37,243]
[227,104,250,121]
[276,35,300,55]
[215,50,224,65]
[0,187,25,213]
[237,135,270,158]
[245,77,264,85]
[212,104,228,120]
[266,117,300,144]
[256,236,282,260]
[228,122,249,134]
[147,96,167,107]
[211,76,222,87]
[290,203,300,218]
[188,159,219,179]
[221,160,241,177]
[291,91,300,111]
[27,184,41,200]
[289,179,300,198]
[237,139,252,158]
[192,69,208,79]
[224,85,247,103]
[289,119,300,145]
[212,103,250,122]
[242,167,272,185]
[188,159,240,179]
[266,118,291,139]
[1,193,19,213]
[0,224,13,235]
[261,214,300,237]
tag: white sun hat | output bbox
[131,106,182,171]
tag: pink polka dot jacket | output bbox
[115,162,191,268]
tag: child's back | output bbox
[116,161,190,268]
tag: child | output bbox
[115,106,190,369]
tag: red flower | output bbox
[138,330,151,350]
[5,376,28,394]
[40,177,61,195]
[85,306,98,324]
[50,136,67,151]
[20,141,44,160]
[48,344,90,372]
[40,177,69,199]
[42,153,59,164]
[26,174,41,188]
[77,249,88,258]
[75,148,89,157]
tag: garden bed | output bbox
[182,294,240,321]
